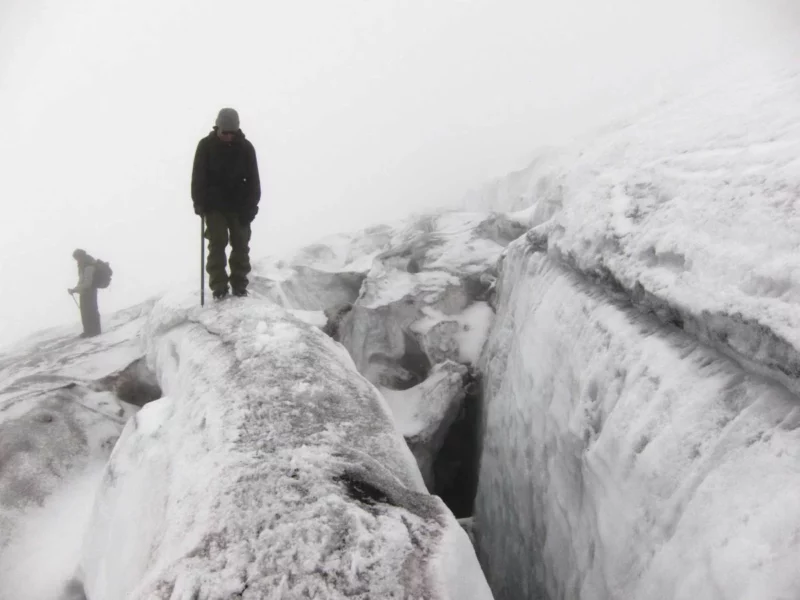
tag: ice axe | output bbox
[200,215,206,306]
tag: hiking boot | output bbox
[232,288,248,297]
[212,288,229,300]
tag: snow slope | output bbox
[471,53,800,600]
[79,293,492,599]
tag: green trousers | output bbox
[205,211,252,293]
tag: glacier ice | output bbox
[471,54,800,600]
[476,237,800,600]
[78,295,493,599]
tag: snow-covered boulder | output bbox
[79,295,492,600]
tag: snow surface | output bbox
[79,294,492,599]
[0,299,153,385]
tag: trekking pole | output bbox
[200,215,206,307]
[70,292,79,308]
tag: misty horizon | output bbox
[1,0,798,347]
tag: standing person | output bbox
[68,249,101,338]
[191,108,261,300]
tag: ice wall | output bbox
[476,237,800,600]
[471,54,800,600]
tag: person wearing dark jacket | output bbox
[191,107,261,299]
[68,249,101,337]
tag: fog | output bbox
[0,0,797,347]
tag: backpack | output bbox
[94,259,113,289]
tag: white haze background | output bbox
[0,0,797,346]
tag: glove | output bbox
[68,288,75,294]
[193,203,204,216]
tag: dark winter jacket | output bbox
[191,128,261,221]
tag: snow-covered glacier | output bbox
[472,55,800,599]
[3,45,800,600]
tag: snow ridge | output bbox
[79,295,491,599]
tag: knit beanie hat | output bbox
[215,108,240,132]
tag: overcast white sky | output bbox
[0,0,797,347]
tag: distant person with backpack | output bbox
[68,249,112,338]
[191,107,261,300]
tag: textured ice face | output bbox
[477,238,800,600]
